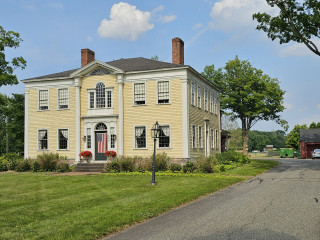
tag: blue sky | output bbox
[1,0,319,132]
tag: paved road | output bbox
[104,159,320,240]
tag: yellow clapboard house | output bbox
[22,38,221,163]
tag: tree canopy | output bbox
[286,122,320,149]
[202,56,287,155]
[253,0,320,56]
[0,26,26,87]
[0,93,24,154]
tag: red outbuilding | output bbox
[300,129,320,159]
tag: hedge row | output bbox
[105,151,250,173]
[0,152,70,173]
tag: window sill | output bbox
[57,149,70,151]
[38,149,49,151]
[158,147,171,149]
[157,103,171,105]
[38,109,49,112]
[132,104,147,107]
[57,108,70,111]
[133,148,148,150]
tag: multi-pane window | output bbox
[215,129,219,149]
[89,92,94,109]
[58,88,68,109]
[135,126,146,148]
[110,127,116,148]
[204,90,208,111]
[198,126,202,148]
[96,82,105,108]
[107,90,112,108]
[39,90,49,110]
[87,128,91,149]
[192,125,196,148]
[158,81,169,104]
[214,97,217,114]
[210,94,213,113]
[58,129,68,150]
[197,86,201,108]
[38,130,48,150]
[211,129,214,149]
[159,125,170,148]
[191,83,195,106]
[134,83,146,105]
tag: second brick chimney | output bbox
[172,37,184,65]
[81,48,95,67]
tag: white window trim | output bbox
[87,83,113,109]
[37,128,49,151]
[197,85,202,109]
[198,125,203,149]
[110,126,116,149]
[38,89,49,111]
[57,128,69,151]
[214,97,218,115]
[215,129,219,149]
[158,124,171,149]
[133,125,148,149]
[192,125,197,148]
[157,80,170,105]
[106,89,113,108]
[57,88,69,110]
[86,127,92,150]
[211,128,214,149]
[210,93,213,113]
[133,82,147,106]
[204,90,208,111]
[191,82,195,106]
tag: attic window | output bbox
[90,68,110,76]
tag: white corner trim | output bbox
[182,76,189,158]
[117,74,124,156]
[24,91,29,159]
[75,80,81,162]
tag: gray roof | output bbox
[23,57,187,81]
[300,129,320,143]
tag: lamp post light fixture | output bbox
[151,121,160,185]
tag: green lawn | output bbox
[0,160,278,240]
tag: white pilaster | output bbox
[24,90,29,159]
[182,76,189,158]
[117,74,124,156]
[75,78,81,163]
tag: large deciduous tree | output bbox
[286,124,308,150]
[253,0,320,56]
[202,56,287,155]
[0,26,26,87]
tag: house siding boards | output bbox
[28,87,76,159]
[188,76,220,159]
[123,77,183,158]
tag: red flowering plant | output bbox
[79,151,92,158]
[105,150,117,158]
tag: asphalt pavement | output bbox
[104,159,320,240]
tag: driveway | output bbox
[104,159,320,240]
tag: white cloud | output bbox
[280,39,320,57]
[152,5,164,14]
[192,23,203,30]
[159,15,176,23]
[284,102,293,110]
[97,2,154,41]
[50,3,63,9]
[209,0,276,31]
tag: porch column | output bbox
[182,76,189,158]
[75,78,81,163]
[117,74,124,156]
[24,90,29,159]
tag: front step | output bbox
[73,163,106,172]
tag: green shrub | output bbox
[195,156,214,173]
[214,164,226,173]
[57,161,70,173]
[35,153,69,172]
[169,163,182,172]
[16,159,31,172]
[0,158,8,171]
[183,161,196,173]
[105,160,121,173]
[31,161,41,172]
[135,157,150,172]
[1,153,22,170]
[153,152,170,171]
[118,156,136,172]
[216,151,250,165]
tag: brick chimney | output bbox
[172,37,184,65]
[81,48,95,67]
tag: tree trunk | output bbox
[242,128,249,156]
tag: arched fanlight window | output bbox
[95,123,107,131]
[96,82,105,108]
[90,68,110,76]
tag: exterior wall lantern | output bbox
[151,121,160,185]
[82,136,86,142]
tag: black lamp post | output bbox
[151,121,160,185]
